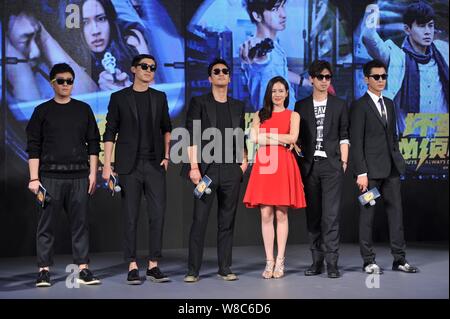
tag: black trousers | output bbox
[188,164,242,276]
[303,158,344,265]
[119,159,166,263]
[37,177,90,268]
[359,170,406,264]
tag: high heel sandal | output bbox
[273,257,285,279]
[262,260,275,279]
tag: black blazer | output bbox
[295,94,349,177]
[349,93,405,179]
[103,86,172,174]
[181,93,245,178]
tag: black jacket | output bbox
[181,93,245,178]
[295,94,349,177]
[103,86,172,174]
[349,93,405,179]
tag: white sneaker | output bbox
[364,263,383,274]
[393,262,418,273]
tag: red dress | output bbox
[243,109,306,209]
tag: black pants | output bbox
[359,170,406,264]
[188,164,242,276]
[119,159,166,263]
[303,158,344,265]
[37,177,90,268]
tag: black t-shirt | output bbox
[214,100,235,163]
[133,89,155,160]
[26,98,100,178]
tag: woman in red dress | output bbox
[243,76,306,279]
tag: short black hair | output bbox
[207,58,230,76]
[243,0,286,24]
[363,59,387,77]
[131,54,157,68]
[49,63,75,81]
[308,60,333,77]
[403,1,435,27]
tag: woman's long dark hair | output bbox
[258,76,290,123]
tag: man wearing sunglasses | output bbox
[350,59,418,275]
[103,54,172,285]
[294,60,349,279]
[26,63,101,287]
[182,58,247,283]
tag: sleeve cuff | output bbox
[162,126,172,134]
[102,136,116,143]
[339,139,350,145]
[358,173,368,177]
[27,153,40,159]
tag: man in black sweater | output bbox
[26,63,101,287]
[103,54,172,284]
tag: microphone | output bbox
[36,184,51,208]
[358,187,381,206]
[106,174,121,196]
[96,172,121,196]
[194,175,212,199]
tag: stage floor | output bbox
[0,243,448,299]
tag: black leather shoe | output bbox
[304,263,323,276]
[126,269,143,285]
[327,264,341,278]
[392,261,418,273]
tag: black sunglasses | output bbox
[315,74,332,81]
[137,63,157,72]
[369,74,388,81]
[52,78,74,85]
[212,68,229,75]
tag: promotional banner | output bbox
[354,0,449,179]
[4,0,184,164]
[2,0,448,178]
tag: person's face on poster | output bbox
[364,67,387,95]
[259,1,287,32]
[405,20,435,50]
[7,13,41,67]
[310,69,332,94]
[51,72,74,98]
[131,58,156,84]
[82,0,111,53]
[208,64,231,88]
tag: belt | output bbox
[313,156,327,162]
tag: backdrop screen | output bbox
[2,0,448,179]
